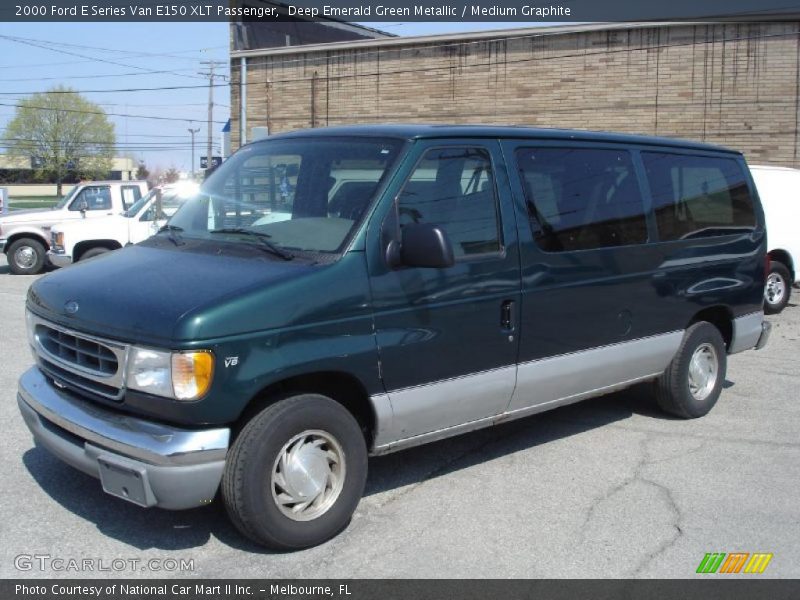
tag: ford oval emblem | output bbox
[64,300,79,315]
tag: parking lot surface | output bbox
[1,253,798,578]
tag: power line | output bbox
[0,68,213,83]
[0,83,229,95]
[0,34,226,60]
[0,101,227,124]
[3,131,214,139]
[0,34,213,82]
[2,137,197,146]
[0,48,227,70]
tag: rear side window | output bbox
[642,152,755,241]
[121,185,142,210]
[515,147,648,252]
[397,147,501,258]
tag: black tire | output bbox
[222,394,367,550]
[654,321,727,419]
[7,237,46,275]
[764,261,792,315]
[79,247,111,261]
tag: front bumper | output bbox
[46,250,72,268]
[755,320,771,351]
[730,311,771,354]
[17,367,230,510]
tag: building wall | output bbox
[231,22,800,166]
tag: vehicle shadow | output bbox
[20,385,676,554]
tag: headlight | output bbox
[172,351,214,400]
[25,310,36,359]
[53,231,64,249]
[25,310,35,344]
[126,348,214,401]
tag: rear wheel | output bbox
[7,238,46,275]
[764,261,791,314]
[654,321,727,419]
[222,394,367,550]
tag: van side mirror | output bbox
[388,223,455,269]
[79,200,88,217]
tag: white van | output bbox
[750,165,800,314]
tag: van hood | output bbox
[27,239,320,345]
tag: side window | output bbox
[515,147,647,252]
[642,152,755,241]
[121,185,142,210]
[397,147,501,258]
[69,186,112,211]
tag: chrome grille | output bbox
[37,326,118,375]
[30,315,128,401]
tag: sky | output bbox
[0,21,530,173]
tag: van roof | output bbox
[262,124,741,155]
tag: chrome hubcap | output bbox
[14,245,37,269]
[271,430,345,522]
[688,343,718,401]
[765,272,786,306]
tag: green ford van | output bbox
[18,125,771,549]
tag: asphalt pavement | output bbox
[1,253,798,578]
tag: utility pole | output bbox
[199,60,226,174]
[187,127,200,176]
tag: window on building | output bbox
[642,152,756,241]
[515,147,647,252]
[397,147,501,258]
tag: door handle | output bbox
[501,300,515,332]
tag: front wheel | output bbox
[764,261,791,314]
[7,238,46,275]
[654,321,727,419]
[79,247,111,261]
[222,394,367,550]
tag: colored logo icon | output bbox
[697,553,773,574]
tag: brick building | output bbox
[229,21,800,166]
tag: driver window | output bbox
[396,147,501,259]
[69,186,112,211]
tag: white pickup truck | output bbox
[0,180,148,274]
[750,165,800,314]
[47,182,198,268]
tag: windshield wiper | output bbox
[209,227,294,261]
[158,224,184,246]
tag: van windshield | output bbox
[168,137,403,255]
[53,185,81,210]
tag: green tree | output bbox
[163,166,180,184]
[2,86,115,196]
[135,161,150,181]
